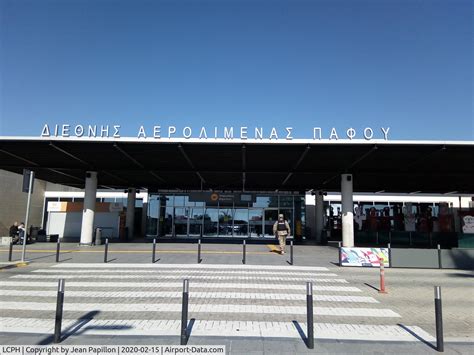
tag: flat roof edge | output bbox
[0,136,473,145]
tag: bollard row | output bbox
[306,281,314,349]
[434,286,444,352]
[54,279,65,343]
[181,279,189,345]
[152,238,157,263]
[104,238,109,263]
[197,239,201,264]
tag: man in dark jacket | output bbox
[9,222,19,244]
[273,214,291,255]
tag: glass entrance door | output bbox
[234,208,248,237]
[264,209,279,237]
[219,208,233,236]
[203,207,218,236]
[249,209,263,237]
[174,207,188,237]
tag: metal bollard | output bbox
[242,239,246,264]
[306,282,314,349]
[387,243,392,265]
[104,238,109,263]
[338,242,342,266]
[197,239,201,264]
[437,244,442,269]
[181,279,189,345]
[54,279,65,343]
[56,238,61,263]
[8,241,13,262]
[434,286,444,352]
[379,258,387,293]
[290,240,294,265]
[152,238,156,263]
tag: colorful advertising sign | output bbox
[340,247,390,267]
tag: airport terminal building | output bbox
[1,129,473,248]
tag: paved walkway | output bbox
[0,242,473,354]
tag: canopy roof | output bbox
[0,137,473,194]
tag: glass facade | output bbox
[146,193,306,239]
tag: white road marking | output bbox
[11,274,349,282]
[0,302,400,317]
[50,263,329,271]
[0,281,361,292]
[0,289,377,303]
[32,269,338,277]
[0,317,433,342]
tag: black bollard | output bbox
[197,239,201,264]
[387,243,392,266]
[8,241,13,262]
[306,282,314,349]
[338,242,342,266]
[290,240,294,265]
[152,238,156,263]
[56,238,61,263]
[54,279,65,343]
[437,244,442,269]
[434,286,444,352]
[242,239,246,264]
[181,279,189,345]
[104,238,109,263]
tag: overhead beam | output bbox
[282,145,310,186]
[149,171,166,183]
[404,146,446,171]
[113,143,145,168]
[49,142,92,167]
[344,145,378,172]
[114,143,166,184]
[178,144,206,185]
[101,170,129,184]
[0,149,39,166]
[322,145,378,187]
[47,169,84,182]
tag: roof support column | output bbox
[126,188,136,240]
[315,191,324,244]
[80,171,97,246]
[341,174,354,247]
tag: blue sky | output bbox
[0,0,472,140]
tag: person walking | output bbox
[273,214,291,255]
[9,221,19,244]
[18,222,26,244]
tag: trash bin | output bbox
[95,228,102,245]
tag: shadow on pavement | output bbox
[185,318,196,343]
[292,320,308,347]
[397,323,437,351]
[447,272,474,278]
[363,282,380,292]
[37,310,134,344]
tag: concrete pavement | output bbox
[0,242,473,354]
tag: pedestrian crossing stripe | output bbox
[32,269,339,277]
[0,280,362,292]
[0,302,400,317]
[51,263,330,271]
[0,289,378,303]
[11,274,349,283]
[0,317,433,342]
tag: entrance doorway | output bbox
[264,209,279,237]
